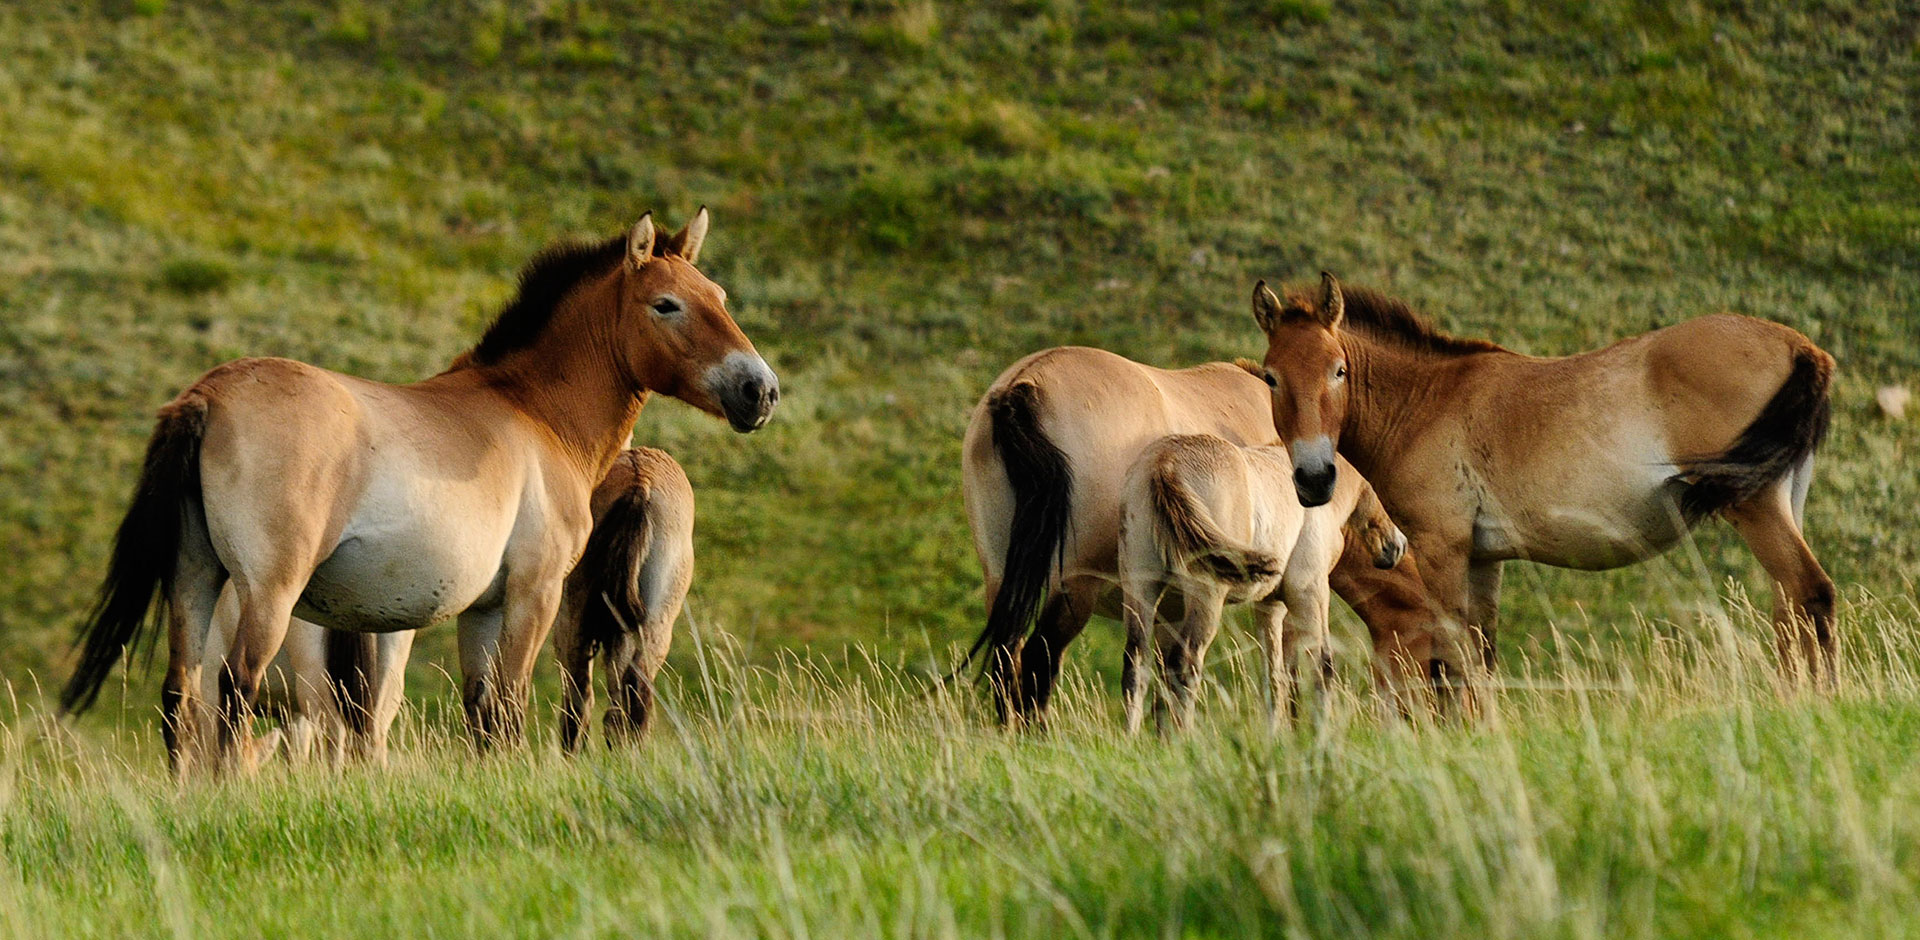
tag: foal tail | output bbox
[577,479,656,658]
[965,382,1072,682]
[1148,454,1282,584]
[1677,345,1835,521]
[62,395,211,714]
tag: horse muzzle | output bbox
[708,352,780,432]
[1289,436,1336,507]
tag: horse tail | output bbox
[578,480,654,658]
[965,382,1073,682]
[1677,345,1835,521]
[1148,451,1281,584]
[324,629,378,738]
[62,394,211,714]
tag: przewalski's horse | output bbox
[1250,274,1837,684]
[960,347,1480,725]
[265,447,693,764]
[1119,434,1408,733]
[61,209,777,774]
[554,446,694,751]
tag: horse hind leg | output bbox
[163,516,224,779]
[1014,579,1099,726]
[1724,480,1837,689]
[215,575,307,774]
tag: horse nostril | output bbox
[765,384,780,405]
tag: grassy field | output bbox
[1,0,1917,935]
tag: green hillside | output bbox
[5,0,1915,693]
[4,2,1920,936]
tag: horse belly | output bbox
[297,535,503,632]
[1484,484,1690,570]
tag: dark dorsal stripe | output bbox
[1288,283,1506,357]
[470,234,630,365]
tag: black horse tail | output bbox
[965,382,1073,697]
[578,481,654,658]
[325,629,379,738]
[1677,345,1835,521]
[62,395,211,714]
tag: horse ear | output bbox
[666,206,710,264]
[1252,280,1284,333]
[626,213,656,269]
[1318,271,1345,328]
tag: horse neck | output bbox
[468,274,646,475]
[1340,332,1486,479]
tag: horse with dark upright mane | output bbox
[62,209,776,775]
[1251,273,1836,684]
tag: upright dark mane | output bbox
[1287,283,1506,357]
[470,235,628,365]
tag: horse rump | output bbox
[967,382,1073,693]
[1677,346,1834,521]
[1145,445,1282,585]
[62,394,213,714]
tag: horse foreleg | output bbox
[1407,535,1479,666]
[485,579,565,748]
[360,631,413,766]
[551,601,596,754]
[1466,561,1504,670]
[1725,483,1837,690]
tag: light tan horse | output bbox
[961,347,1480,724]
[554,446,694,751]
[1119,434,1407,732]
[1250,274,1837,683]
[61,209,775,774]
[264,447,694,764]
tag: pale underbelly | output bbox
[1472,482,1693,570]
[295,535,505,633]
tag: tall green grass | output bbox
[5,593,1920,938]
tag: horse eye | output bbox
[651,298,681,316]
[1334,364,1348,379]
[1263,372,1277,387]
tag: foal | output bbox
[1119,435,1406,732]
[63,209,775,774]
[554,447,694,751]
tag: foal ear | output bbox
[626,213,657,269]
[1317,271,1345,328]
[665,206,710,265]
[1252,280,1285,333]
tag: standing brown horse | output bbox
[61,209,776,774]
[1251,273,1836,683]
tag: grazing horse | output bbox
[961,347,1481,725]
[1250,273,1837,684]
[62,209,777,774]
[1118,433,1408,732]
[264,447,693,764]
